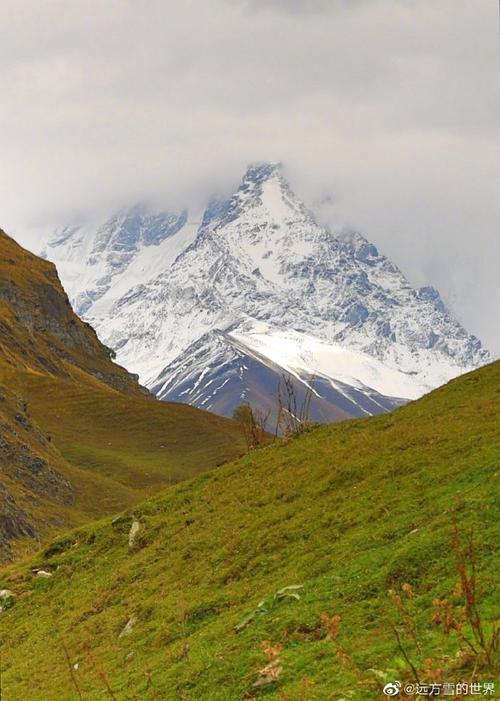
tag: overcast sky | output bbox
[1,0,499,353]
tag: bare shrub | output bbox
[276,373,315,437]
[232,403,269,450]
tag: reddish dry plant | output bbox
[429,524,498,673]
[386,587,422,686]
[145,669,161,701]
[315,525,497,698]
[388,524,498,686]
[320,612,341,641]
[450,522,498,666]
[388,582,471,686]
[421,656,444,684]
[253,641,283,688]
[401,582,414,599]
[388,583,422,656]
[320,612,350,667]
[319,612,383,693]
[431,597,466,636]
[83,644,118,701]
[62,641,84,701]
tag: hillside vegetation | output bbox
[0,361,498,699]
[0,229,245,558]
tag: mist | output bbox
[0,0,498,352]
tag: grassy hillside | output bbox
[0,361,498,699]
[0,229,245,557]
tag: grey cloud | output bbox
[227,0,370,13]
[0,0,498,353]
[228,0,336,13]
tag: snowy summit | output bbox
[40,163,489,422]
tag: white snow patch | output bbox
[230,321,426,400]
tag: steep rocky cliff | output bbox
[0,229,245,559]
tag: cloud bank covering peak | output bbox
[0,0,498,353]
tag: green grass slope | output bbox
[0,228,245,557]
[0,362,498,699]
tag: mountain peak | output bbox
[234,162,288,201]
[37,166,490,415]
[208,160,298,232]
[242,161,283,186]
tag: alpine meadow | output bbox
[0,1,499,700]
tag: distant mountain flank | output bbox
[150,324,409,426]
[0,228,245,559]
[39,163,490,422]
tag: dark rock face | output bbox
[0,387,75,560]
[0,396,74,507]
[0,227,167,560]
[0,484,38,560]
[0,270,143,394]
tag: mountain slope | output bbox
[0,228,245,558]
[1,361,498,699]
[39,163,489,422]
[151,325,408,426]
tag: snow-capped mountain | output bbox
[149,323,411,425]
[39,163,489,423]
